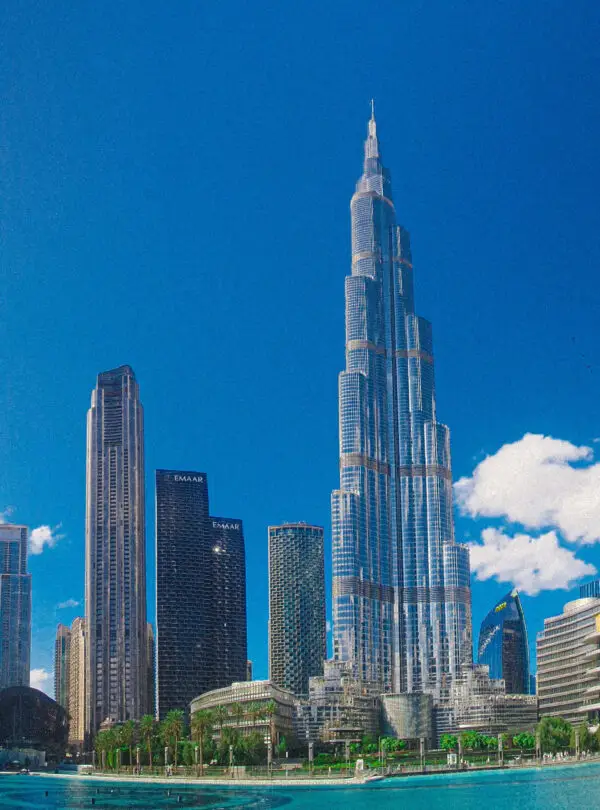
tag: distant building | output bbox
[380,693,433,744]
[268,523,326,697]
[434,664,537,740]
[580,580,600,599]
[146,624,155,718]
[85,365,148,734]
[190,680,296,748]
[155,470,247,718]
[246,660,253,681]
[68,618,86,747]
[54,624,71,709]
[478,589,530,694]
[537,596,600,724]
[0,525,31,689]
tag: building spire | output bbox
[365,98,379,160]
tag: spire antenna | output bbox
[370,98,375,120]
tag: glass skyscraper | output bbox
[332,109,472,695]
[155,470,247,718]
[0,525,31,689]
[268,523,326,697]
[54,624,71,709]
[85,365,148,734]
[478,589,530,694]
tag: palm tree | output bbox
[247,702,263,728]
[163,709,185,768]
[104,727,117,770]
[213,705,229,741]
[263,700,276,750]
[94,731,107,770]
[121,720,136,769]
[140,715,155,768]
[191,710,213,775]
[231,702,245,729]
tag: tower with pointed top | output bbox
[332,109,472,695]
[85,365,148,734]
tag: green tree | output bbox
[440,734,458,751]
[460,730,484,751]
[513,732,536,751]
[263,700,277,748]
[191,709,213,774]
[104,727,117,769]
[162,709,185,767]
[231,702,245,729]
[94,730,108,769]
[361,734,378,754]
[276,735,287,757]
[241,731,266,765]
[139,715,155,768]
[537,716,572,753]
[121,719,136,767]
[570,722,593,752]
[213,705,229,740]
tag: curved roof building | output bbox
[0,686,68,758]
[477,589,530,694]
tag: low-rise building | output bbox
[190,680,297,748]
[295,660,380,743]
[537,596,600,724]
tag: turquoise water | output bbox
[2,763,600,809]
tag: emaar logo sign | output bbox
[212,521,240,531]
[173,475,204,483]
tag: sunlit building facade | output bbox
[268,523,326,697]
[478,589,530,694]
[85,365,148,734]
[68,617,86,746]
[0,525,31,689]
[54,624,71,710]
[332,109,472,694]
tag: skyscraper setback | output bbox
[155,470,247,718]
[85,365,148,733]
[332,110,472,695]
[0,525,31,689]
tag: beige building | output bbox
[190,680,297,747]
[68,617,86,747]
[537,596,600,724]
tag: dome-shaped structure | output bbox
[0,686,68,760]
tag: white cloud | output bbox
[469,528,596,596]
[30,668,52,695]
[0,506,14,524]
[57,598,80,609]
[29,524,64,555]
[455,433,600,544]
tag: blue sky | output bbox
[1,1,600,693]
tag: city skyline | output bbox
[1,2,599,695]
[332,110,471,693]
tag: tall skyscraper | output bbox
[85,365,147,734]
[68,617,86,746]
[54,624,71,709]
[146,623,155,717]
[268,523,326,696]
[0,525,31,689]
[331,109,472,694]
[478,589,530,694]
[155,470,247,718]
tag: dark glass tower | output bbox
[85,365,148,734]
[478,589,530,694]
[268,523,326,697]
[332,109,472,694]
[0,525,31,689]
[155,471,247,718]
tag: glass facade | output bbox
[332,110,472,694]
[268,523,326,697]
[0,525,31,690]
[155,470,247,719]
[478,588,530,694]
[54,624,70,709]
[85,365,148,734]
